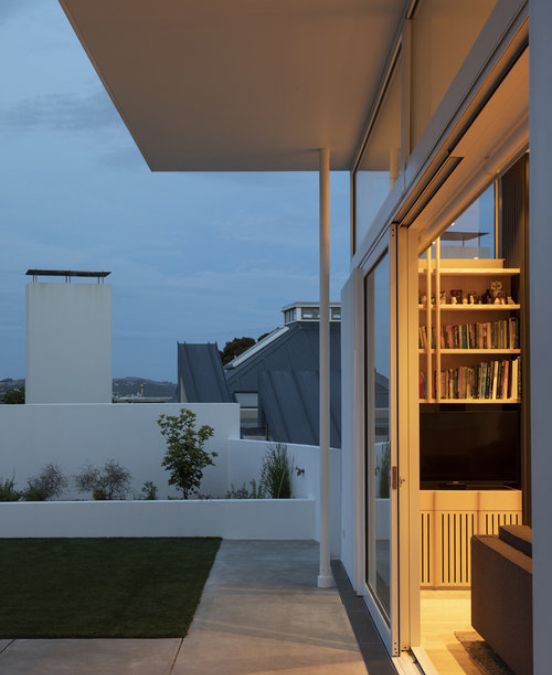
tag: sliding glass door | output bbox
[362,229,399,654]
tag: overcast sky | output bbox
[0,0,350,382]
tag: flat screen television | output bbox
[420,407,521,489]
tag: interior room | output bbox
[415,107,529,674]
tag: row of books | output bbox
[418,318,519,350]
[419,357,521,400]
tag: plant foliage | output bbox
[2,387,24,404]
[260,443,292,499]
[140,481,158,500]
[24,464,67,501]
[219,337,255,365]
[0,476,21,501]
[74,460,131,500]
[225,479,264,499]
[158,408,217,499]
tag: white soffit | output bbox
[59,0,405,171]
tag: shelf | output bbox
[418,304,520,311]
[420,399,520,404]
[441,349,520,355]
[419,349,520,355]
[435,399,520,404]
[437,268,520,276]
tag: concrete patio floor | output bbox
[0,540,393,675]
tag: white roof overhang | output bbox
[60,0,405,171]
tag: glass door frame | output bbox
[360,225,400,655]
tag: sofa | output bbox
[471,524,532,675]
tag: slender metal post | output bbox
[318,147,334,588]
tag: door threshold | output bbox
[410,647,439,675]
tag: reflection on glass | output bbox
[440,184,495,259]
[355,57,402,251]
[365,252,391,620]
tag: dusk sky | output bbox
[0,0,350,382]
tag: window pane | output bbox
[355,56,402,251]
[412,0,497,147]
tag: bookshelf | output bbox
[418,248,521,404]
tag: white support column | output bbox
[318,147,334,588]
[530,1,552,671]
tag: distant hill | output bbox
[112,377,177,400]
[0,377,177,401]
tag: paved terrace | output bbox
[0,541,394,674]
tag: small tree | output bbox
[24,464,67,501]
[158,408,217,498]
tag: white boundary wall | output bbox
[226,439,341,557]
[0,404,335,544]
[0,499,315,540]
[0,403,239,499]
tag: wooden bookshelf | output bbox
[418,249,521,404]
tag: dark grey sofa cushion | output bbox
[471,535,532,675]
[499,524,532,558]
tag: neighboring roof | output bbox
[225,321,341,392]
[225,321,341,446]
[281,301,341,311]
[224,326,289,370]
[177,343,232,403]
[26,269,111,278]
[259,370,341,448]
[60,0,405,171]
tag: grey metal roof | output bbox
[225,321,341,446]
[258,370,341,448]
[225,322,341,391]
[177,343,232,403]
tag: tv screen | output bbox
[420,408,521,488]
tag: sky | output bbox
[0,0,350,382]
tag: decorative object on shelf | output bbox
[440,291,447,305]
[490,280,503,301]
[450,289,463,305]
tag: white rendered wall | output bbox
[226,439,341,557]
[0,403,239,500]
[0,499,315,540]
[26,282,112,403]
[530,1,552,672]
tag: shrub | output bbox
[74,460,131,500]
[225,480,264,499]
[0,476,21,501]
[260,443,292,499]
[140,481,158,500]
[376,442,391,499]
[158,408,217,499]
[2,387,24,404]
[23,464,67,501]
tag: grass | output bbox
[0,537,220,638]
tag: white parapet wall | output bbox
[226,439,341,557]
[26,282,113,404]
[0,499,315,540]
[0,402,240,500]
[0,404,335,544]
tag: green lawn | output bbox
[0,537,220,638]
